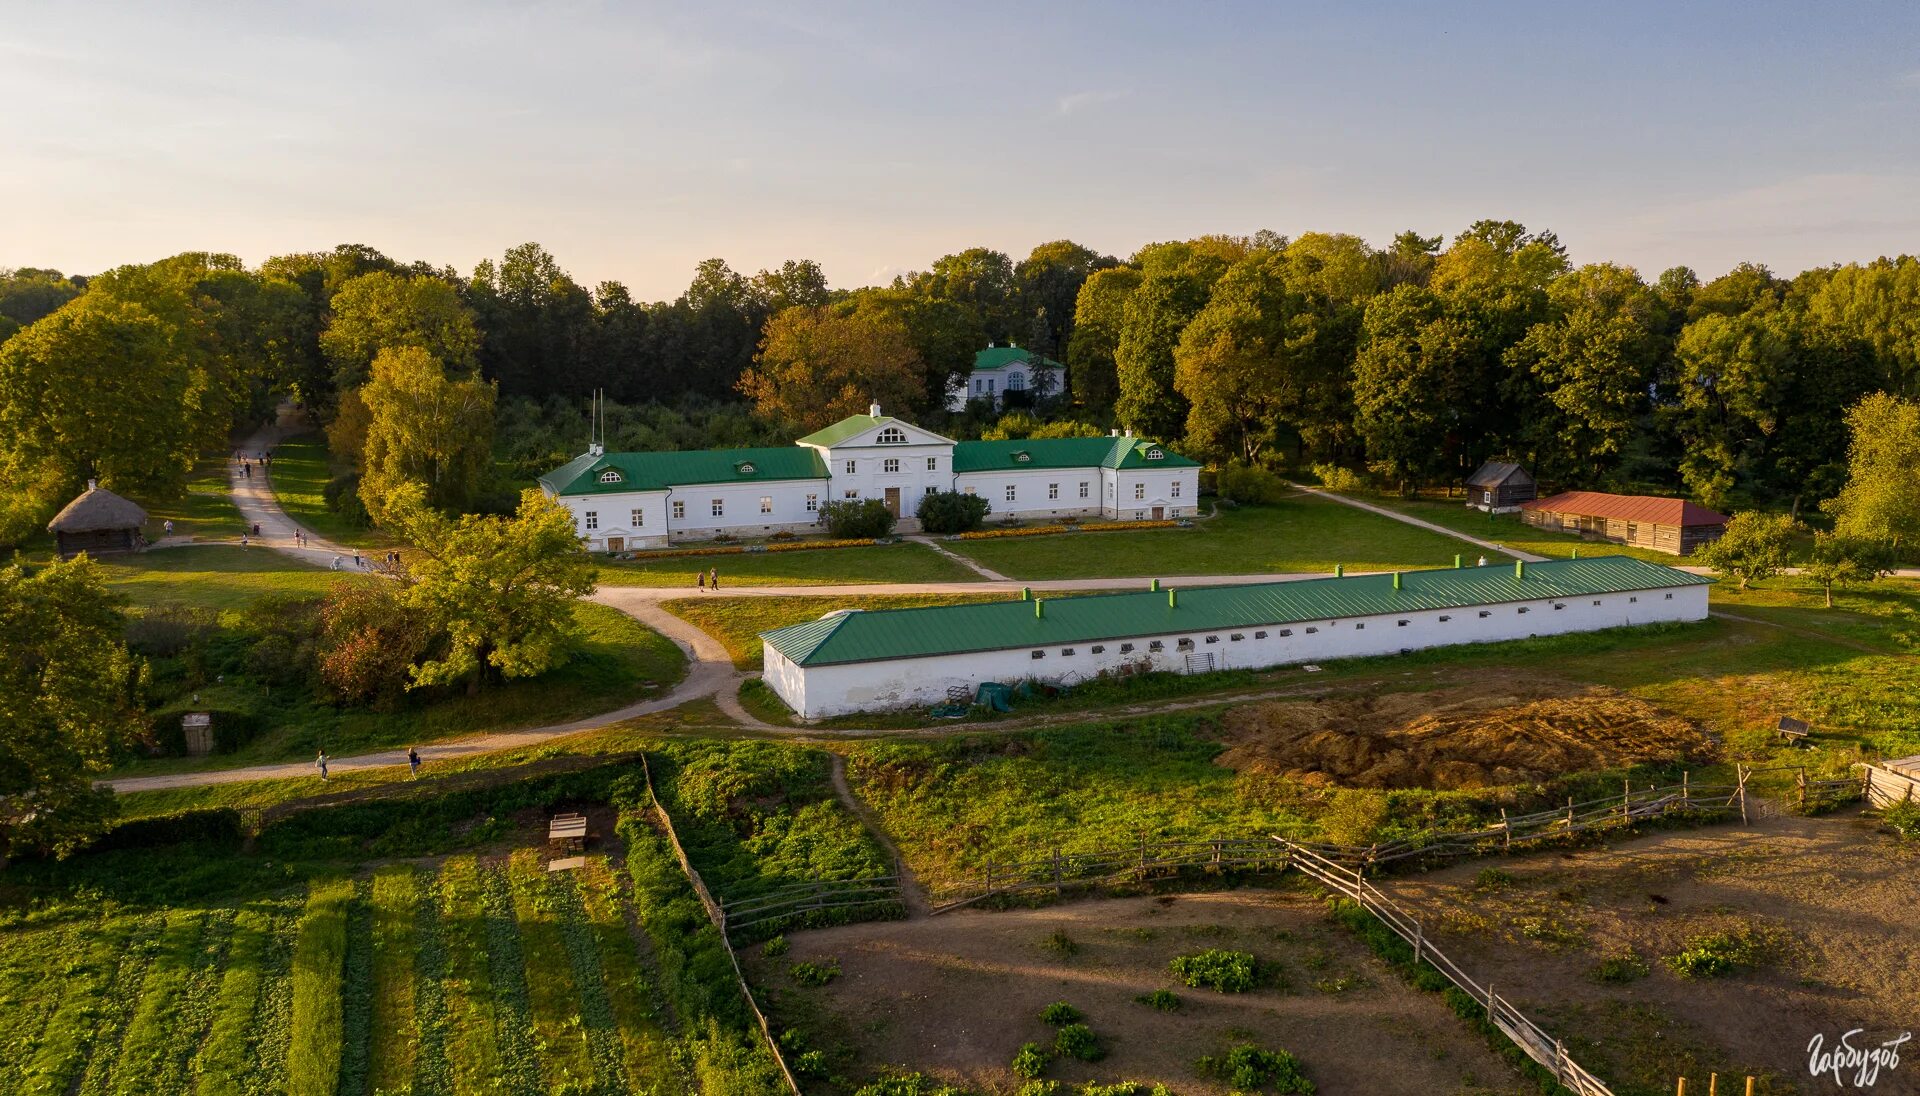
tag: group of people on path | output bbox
[695,567,722,590]
[316,746,422,782]
[234,449,274,482]
[328,550,404,572]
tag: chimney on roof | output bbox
[1124,428,1133,438]
[1110,428,1119,437]
[869,401,881,417]
[87,478,97,491]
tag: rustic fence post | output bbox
[1052,847,1064,891]
[1682,769,1690,809]
[1139,832,1148,877]
[1736,764,1750,825]
[1796,767,1807,810]
[1500,807,1511,851]
[1708,1072,1719,1095]
[1623,778,1632,823]
[984,854,993,898]
[1554,1039,1566,1081]
[1675,1077,1686,1096]
[1413,921,1424,967]
[1566,797,1575,829]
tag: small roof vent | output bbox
[869,401,882,417]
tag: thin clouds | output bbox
[1055,89,1127,116]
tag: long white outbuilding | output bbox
[759,556,1712,719]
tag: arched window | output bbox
[1145,449,1164,461]
[1006,372,1026,391]
[876,427,907,444]
[598,469,622,483]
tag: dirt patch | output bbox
[749,890,1532,1095]
[1213,679,1716,789]
[1392,812,1920,1094]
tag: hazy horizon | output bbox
[6,1,1919,297]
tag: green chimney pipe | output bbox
[1150,578,1160,592]
[1168,589,1178,608]
[1393,571,1402,590]
[1334,564,1345,578]
[1572,547,1579,559]
[1021,586,1031,601]
[1454,554,1462,568]
[1035,599,1044,618]
[1515,559,1525,579]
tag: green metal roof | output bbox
[796,414,896,448]
[972,346,1063,372]
[951,436,1200,473]
[539,446,827,496]
[760,556,1712,667]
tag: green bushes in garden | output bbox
[1168,949,1259,992]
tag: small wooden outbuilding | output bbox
[1463,461,1536,513]
[1519,491,1728,556]
[47,481,147,560]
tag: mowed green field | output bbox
[266,435,392,549]
[943,493,1505,580]
[98,545,355,610]
[597,541,978,588]
[137,458,247,542]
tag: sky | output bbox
[4,1,1920,299]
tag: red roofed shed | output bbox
[1519,491,1729,556]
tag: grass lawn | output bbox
[98,545,357,610]
[662,592,1015,669]
[138,457,245,541]
[597,541,977,588]
[1357,494,1681,563]
[266,434,392,548]
[943,493,1505,580]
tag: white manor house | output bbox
[538,405,1200,550]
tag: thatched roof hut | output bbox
[47,481,147,559]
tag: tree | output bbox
[358,347,497,518]
[0,556,143,859]
[1800,532,1896,608]
[916,489,990,534]
[1015,240,1115,356]
[738,307,925,432]
[1827,391,1920,550]
[0,293,203,501]
[1665,307,1794,509]
[381,484,597,692]
[1066,266,1141,416]
[1114,268,1215,439]
[818,498,896,539]
[1693,511,1800,590]
[1350,285,1485,489]
[916,248,1018,342]
[0,267,85,327]
[316,583,436,709]
[842,288,979,411]
[320,271,480,389]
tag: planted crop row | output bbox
[109,908,227,1095]
[506,850,595,1093]
[18,914,154,1096]
[0,921,82,1093]
[480,864,545,1094]
[191,907,277,1096]
[288,877,353,1096]
[76,913,169,1096]
[368,866,420,1095]
[578,857,684,1095]
[438,856,506,1093]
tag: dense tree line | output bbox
[6,225,1920,543]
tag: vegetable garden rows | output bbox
[0,852,691,1096]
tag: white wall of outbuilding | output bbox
[763,583,1709,719]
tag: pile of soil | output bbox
[1214,679,1716,789]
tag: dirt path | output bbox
[906,534,1011,581]
[1288,482,1548,562]
[826,752,929,917]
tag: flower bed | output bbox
[951,519,1180,541]
[611,537,886,561]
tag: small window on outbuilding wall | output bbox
[1355,622,1365,630]
[1304,627,1317,634]
[1091,644,1106,654]
[1665,593,1674,600]
[1397,620,1409,626]
[1204,635,1219,644]
[1176,638,1193,650]
[1553,603,1564,610]
[1119,643,1134,653]
[1592,600,1601,606]
[1149,640,1164,651]
[1478,611,1491,618]
[1061,648,1075,656]
[1439,615,1451,622]
[1518,607,1530,614]
[1229,633,1243,642]
[1031,650,1045,659]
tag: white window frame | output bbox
[630,508,644,527]
[876,427,907,444]
[759,496,773,514]
[1171,480,1182,498]
[672,500,685,520]
[805,493,818,512]
[598,470,621,483]
[845,459,856,474]
[1004,484,1017,502]
[1133,482,1145,500]
[844,490,859,500]
[1048,483,1059,500]
[884,458,900,473]
[927,457,938,471]
[710,499,724,517]
[583,511,598,531]
[1079,482,1089,498]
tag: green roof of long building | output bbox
[951,436,1199,472]
[538,446,828,496]
[972,346,1063,372]
[760,556,1711,667]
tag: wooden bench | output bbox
[548,812,589,853]
[1777,716,1811,744]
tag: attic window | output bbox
[1304,627,1318,634]
[1013,451,1032,463]
[1553,603,1565,610]
[1145,448,1164,460]
[1664,593,1674,600]
[598,470,622,483]
[1061,648,1075,656]
[876,427,907,444]
[1438,615,1451,622]
[1518,606,1530,614]
[1205,635,1219,644]
[1397,620,1409,627]
[735,461,757,474]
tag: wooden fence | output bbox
[637,756,803,1096]
[926,772,1759,911]
[1281,839,1617,1096]
[720,875,907,941]
[1858,761,1919,809]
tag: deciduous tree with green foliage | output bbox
[381,484,597,693]
[1066,266,1142,416]
[1799,532,1896,608]
[320,271,481,389]
[358,347,497,519]
[1827,391,1920,552]
[0,556,143,859]
[1693,511,1800,590]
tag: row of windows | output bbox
[847,456,939,474]
[1020,594,1680,658]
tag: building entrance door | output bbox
[1151,506,1164,520]
[884,487,901,517]
[606,537,624,552]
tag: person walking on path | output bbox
[709,567,719,591]
[697,570,705,591]
[407,747,421,779]
[331,554,342,571]
[243,463,251,480]
[316,751,331,781]
[163,519,174,537]
[240,533,249,549]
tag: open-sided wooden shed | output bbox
[47,481,147,560]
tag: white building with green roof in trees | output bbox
[948,345,1064,411]
[537,403,1198,550]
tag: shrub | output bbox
[762,934,790,958]
[1038,1001,1081,1025]
[819,497,897,539]
[1309,463,1365,493]
[1664,929,1767,978]
[794,1050,830,1078]
[323,472,373,528]
[125,604,217,658]
[1040,929,1078,957]
[89,807,246,853]
[1591,951,1649,984]
[1472,866,1514,891]
[1134,989,1181,1012]
[853,1073,965,1096]
[1012,1041,1052,1079]
[1170,949,1259,993]
[1319,789,1389,846]
[1052,1022,1104,1062]
[789,958,841,987]
[1883,800,1920,839]
[1216,462,1290,505]
[1196,1044,1313,1094]
[317,583,437,710]
[1018,1083,1061,1096]
[917,489,992,534]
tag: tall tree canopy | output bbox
[321,271,481,389]
[738,306,925,432]
[1828,391,1920,548]
[1066,266,1142,416]
[358,346,497,518]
